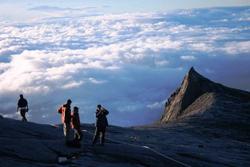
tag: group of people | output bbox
[57,99,83,147]
[16,94,109,147]
[57,99,109,147]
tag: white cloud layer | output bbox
[0,6,250,126]
[181,55,196,60]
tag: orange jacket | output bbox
[71,111,80,129]
[57,104,71,123]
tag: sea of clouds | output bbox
[0,6,250,126]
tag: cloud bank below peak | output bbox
[0,6,249,126]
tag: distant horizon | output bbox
[1,0,250,21]
[0,3,250,127]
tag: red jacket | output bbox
[57,104,71,123]
[71,111,80,129]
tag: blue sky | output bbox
[0,1,250,126]
[1,0,250,21]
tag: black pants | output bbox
[93,126,106,144]
[67,128,83,148]
[20,109,27,121]
[73,128,83,142]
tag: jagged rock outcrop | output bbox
[156,67,250,123]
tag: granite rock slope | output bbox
[0,117,188,167]
[156,67,250,123]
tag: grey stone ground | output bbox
[1,115,250,167]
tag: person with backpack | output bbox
[92,104,109,146]
[17,94,29,121]
[71,106,83,144]
[57,99,72,143]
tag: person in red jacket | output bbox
[71,106,82,143]
[57,99,72,143]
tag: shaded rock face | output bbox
[0,118,83,167]
[1,118,250,167]
[157,67,250,123]
[0,118,187,167]
[0,117,158,167]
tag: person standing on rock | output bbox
[17,94,29,121]
[57,99,72,143]
[71,106,83,143]
[92,104,109,146]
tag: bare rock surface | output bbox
[149,67,250,166]
[156,67,250,123]
[1,116,249,167]
[0,118,188,167]
[0,118,82,167]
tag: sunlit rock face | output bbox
[156,67,250,123]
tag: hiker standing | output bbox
[71,106,83,143]
[92,104,109,146]
[17,94,29,121]
[57,99,72,143]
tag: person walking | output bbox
[57,99,72,143]
[17,94,29,121]
[92,104,109,146]
[71,106,83,144]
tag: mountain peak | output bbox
[185,67,210,83]
[188,66,195,73]
[156,67,250,123]
[188,67,200,79]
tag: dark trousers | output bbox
[93,126,106,144]
[67,128,83,148]
[20,109,27,121]
[73,128,83,142]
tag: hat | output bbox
[74,106,79,110]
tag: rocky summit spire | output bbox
[156,67,212,123]
[155,67,250,124]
